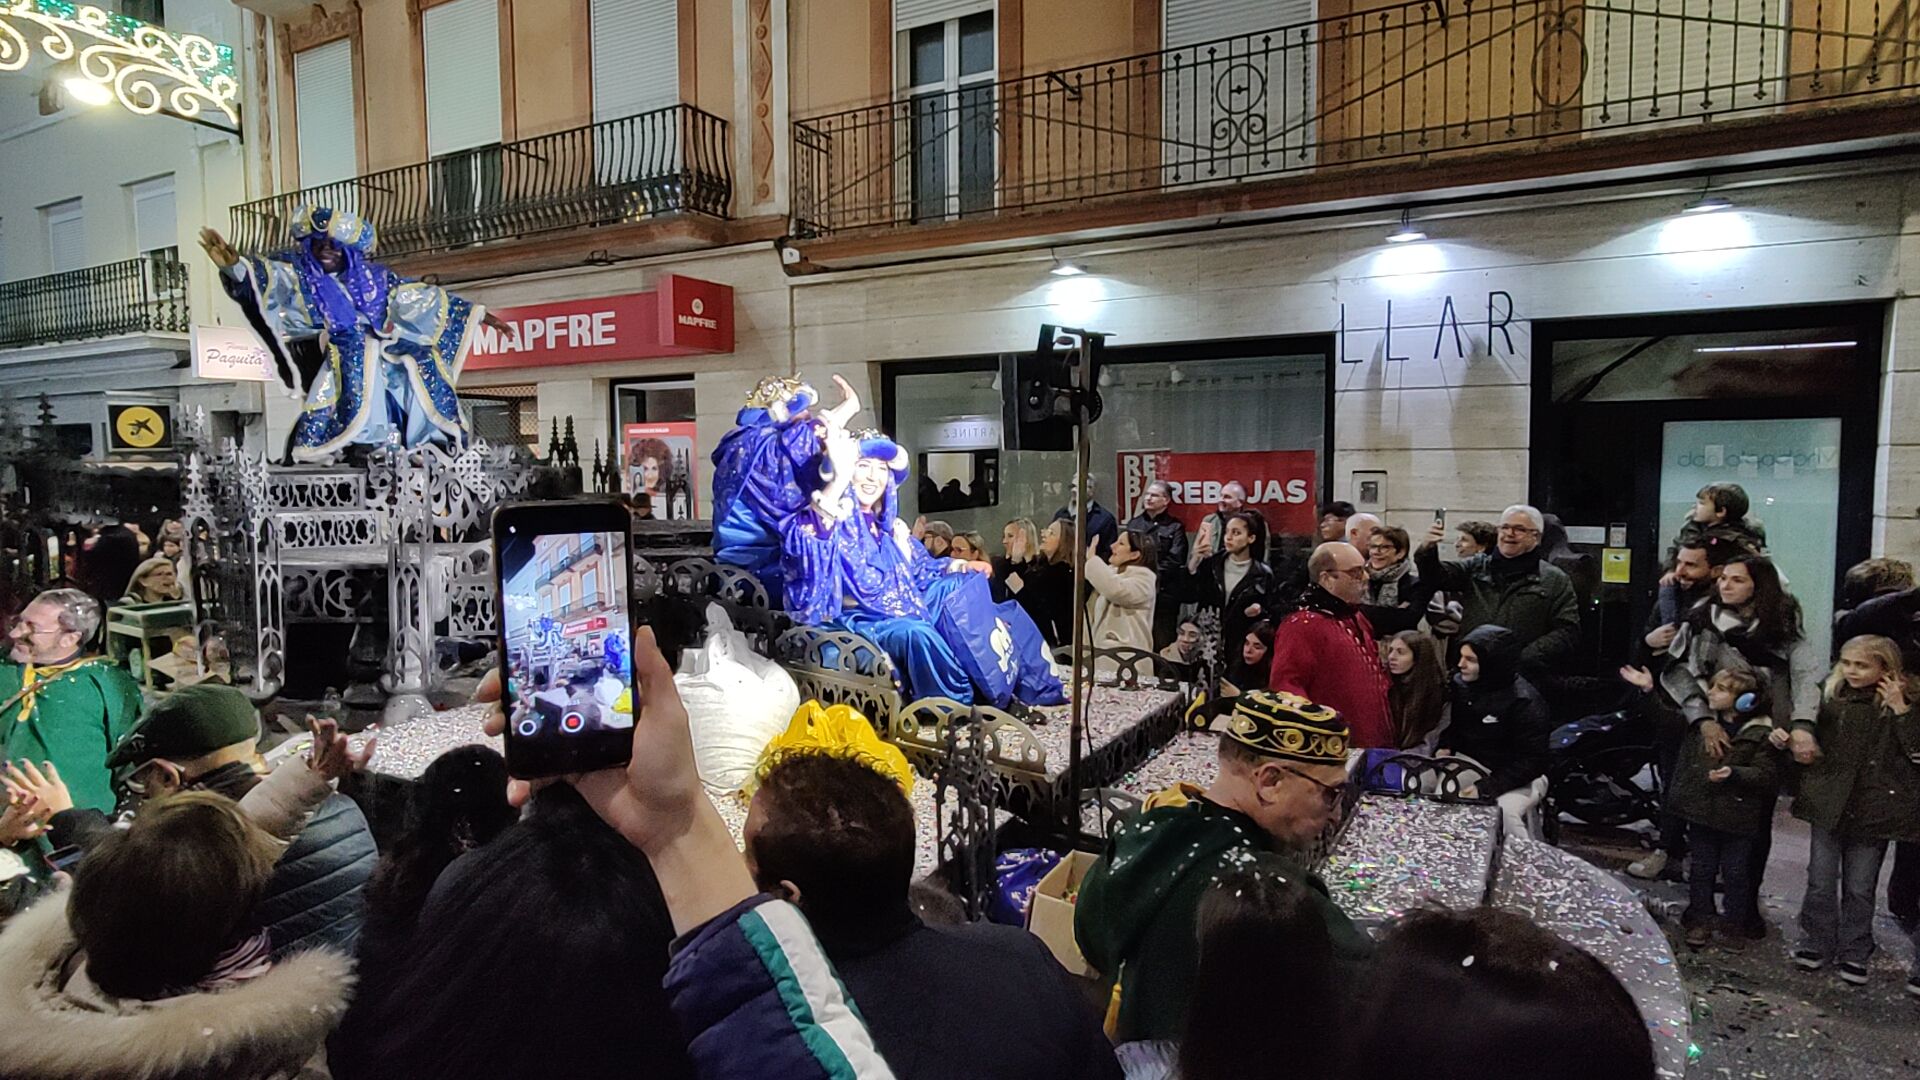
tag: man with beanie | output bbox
[101,685,376,957]
[1074,691,1373,1042]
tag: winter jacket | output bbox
[1833,587,1920,670]
[1413,546,1580,674]
[1007,559,1074,649]
[665,893,896,1079]
[1790,683,1920,843]
[200,761,378,960]
[1360,559,1432,637]
[817,908,1121,1080]
[0,891,351,1080]
[1439,625,1552,797]
[1662,600,1824,727]
[1073,784,1372,1042]
[1126,511,1190,582]
[1668,716,1782,837]
[1268,586,1394,749]
[0,657,143,814]
[1665,515,1767,568]
[1085,555,1157,658]
[1185,552,1276,655]
[1055,502,1120,561]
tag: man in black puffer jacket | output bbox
[43,685,376,958]
[1441,625,1553,840]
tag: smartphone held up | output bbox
[492,499,638,779]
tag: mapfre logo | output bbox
[677,296,719,331]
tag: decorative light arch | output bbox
[0,0,239,131]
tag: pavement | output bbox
[1561,807,1920,1078]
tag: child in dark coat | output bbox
[1661,668,1780,948]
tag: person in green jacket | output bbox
[1,588,143,816]
[1416,505,1581,676]
[1788,634,1920,990]
[1073,690,1373,1043]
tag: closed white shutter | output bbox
[293,39,357,186]
[44,199,85,273]
[894,0,992,32]
[1582,0,1786,129]
[1163,0,1317,174]
[590,0,679,121]
[423,0,503,156]
[130,175,176,256]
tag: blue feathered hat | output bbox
[290,205,377,255]
[854,428,910,483]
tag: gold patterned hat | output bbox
[1218,690,1349,765]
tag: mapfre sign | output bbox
[465,275,733,371]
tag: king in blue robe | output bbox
[204,207,486,463]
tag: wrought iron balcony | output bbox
[0,251,190,350]
[230,105,733,259]
[792,0,1920,235]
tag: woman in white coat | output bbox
[1085,527,1159,661]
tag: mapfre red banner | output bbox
[465,275,733,371]
[1118,449,1319,536]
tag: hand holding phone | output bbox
[494,500,639,779]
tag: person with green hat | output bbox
[5,684,379,957]
[1074,689,1373,1044]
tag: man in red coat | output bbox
[1268,542,1394,748]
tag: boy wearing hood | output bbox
[1073,691,1373,1042]
[1440,624,1554,839]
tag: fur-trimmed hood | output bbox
[0,892,353,1080]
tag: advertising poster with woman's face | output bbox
[624,422,698,520]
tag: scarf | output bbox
[1368,557,1414,607]
[1486,547,1544,582]
[2,655,104,726]
[191,929,274,993]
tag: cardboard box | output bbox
[1027,850,1100,978]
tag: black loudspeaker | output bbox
[1000,324,1104,452]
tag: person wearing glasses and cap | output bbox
[1417,504,1580,676]
[1074,690,1372,1044]
[0,588,142,818]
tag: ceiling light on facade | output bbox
[1385,210,1426,244]
[1682,195,1733,214]
[1049,258,1086,276]
[1694,341,1857,354]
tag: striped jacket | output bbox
[667,894,896,1079]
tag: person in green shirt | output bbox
[1075,690,1374,1043]
[1,588,143,816]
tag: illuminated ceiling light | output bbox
[0,1,240,131]
[1385,209,1427,244]
[1049,257,1086,276]
[1694,340,1857,354]
[61,74,110,105]
[1682,195,1733,214]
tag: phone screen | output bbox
[496,504,636,778]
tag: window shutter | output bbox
[293,39,357,186]
[423,0,503,156]
[45,199,85,273]
[1582,0,1785,127]
[894,0,993,32]
[130,175,176,256]
[590,0,680,121]
[1163,0,1318,172]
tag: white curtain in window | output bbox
[293,39,357,186]
[590,0,679,121]
[1163,0,1318,174]
[130,175,176,256]
[1581,0,1787,129]
[894,0,992,32]
[44,199,85,273]
[423,0,503,156]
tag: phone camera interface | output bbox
[499,530,633,741]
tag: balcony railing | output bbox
[537,536,602,589]
[793,0,1920,235]
[231,105,733,259]
[0,251,190,349]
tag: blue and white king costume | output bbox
[220,206,486,462]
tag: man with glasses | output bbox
[1075,690,1372,1043]
[1268,543,1394,749]
[1417,504,1580,675]
[0,588,142,816]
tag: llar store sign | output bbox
[467,275,733,371]
[1119,449,1318,535]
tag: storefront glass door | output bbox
[1659,418,1842,662]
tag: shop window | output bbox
[461,385,538,450]
[1549,326,1868,404]
[887,347,1328,558]
[901,10,995,222]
